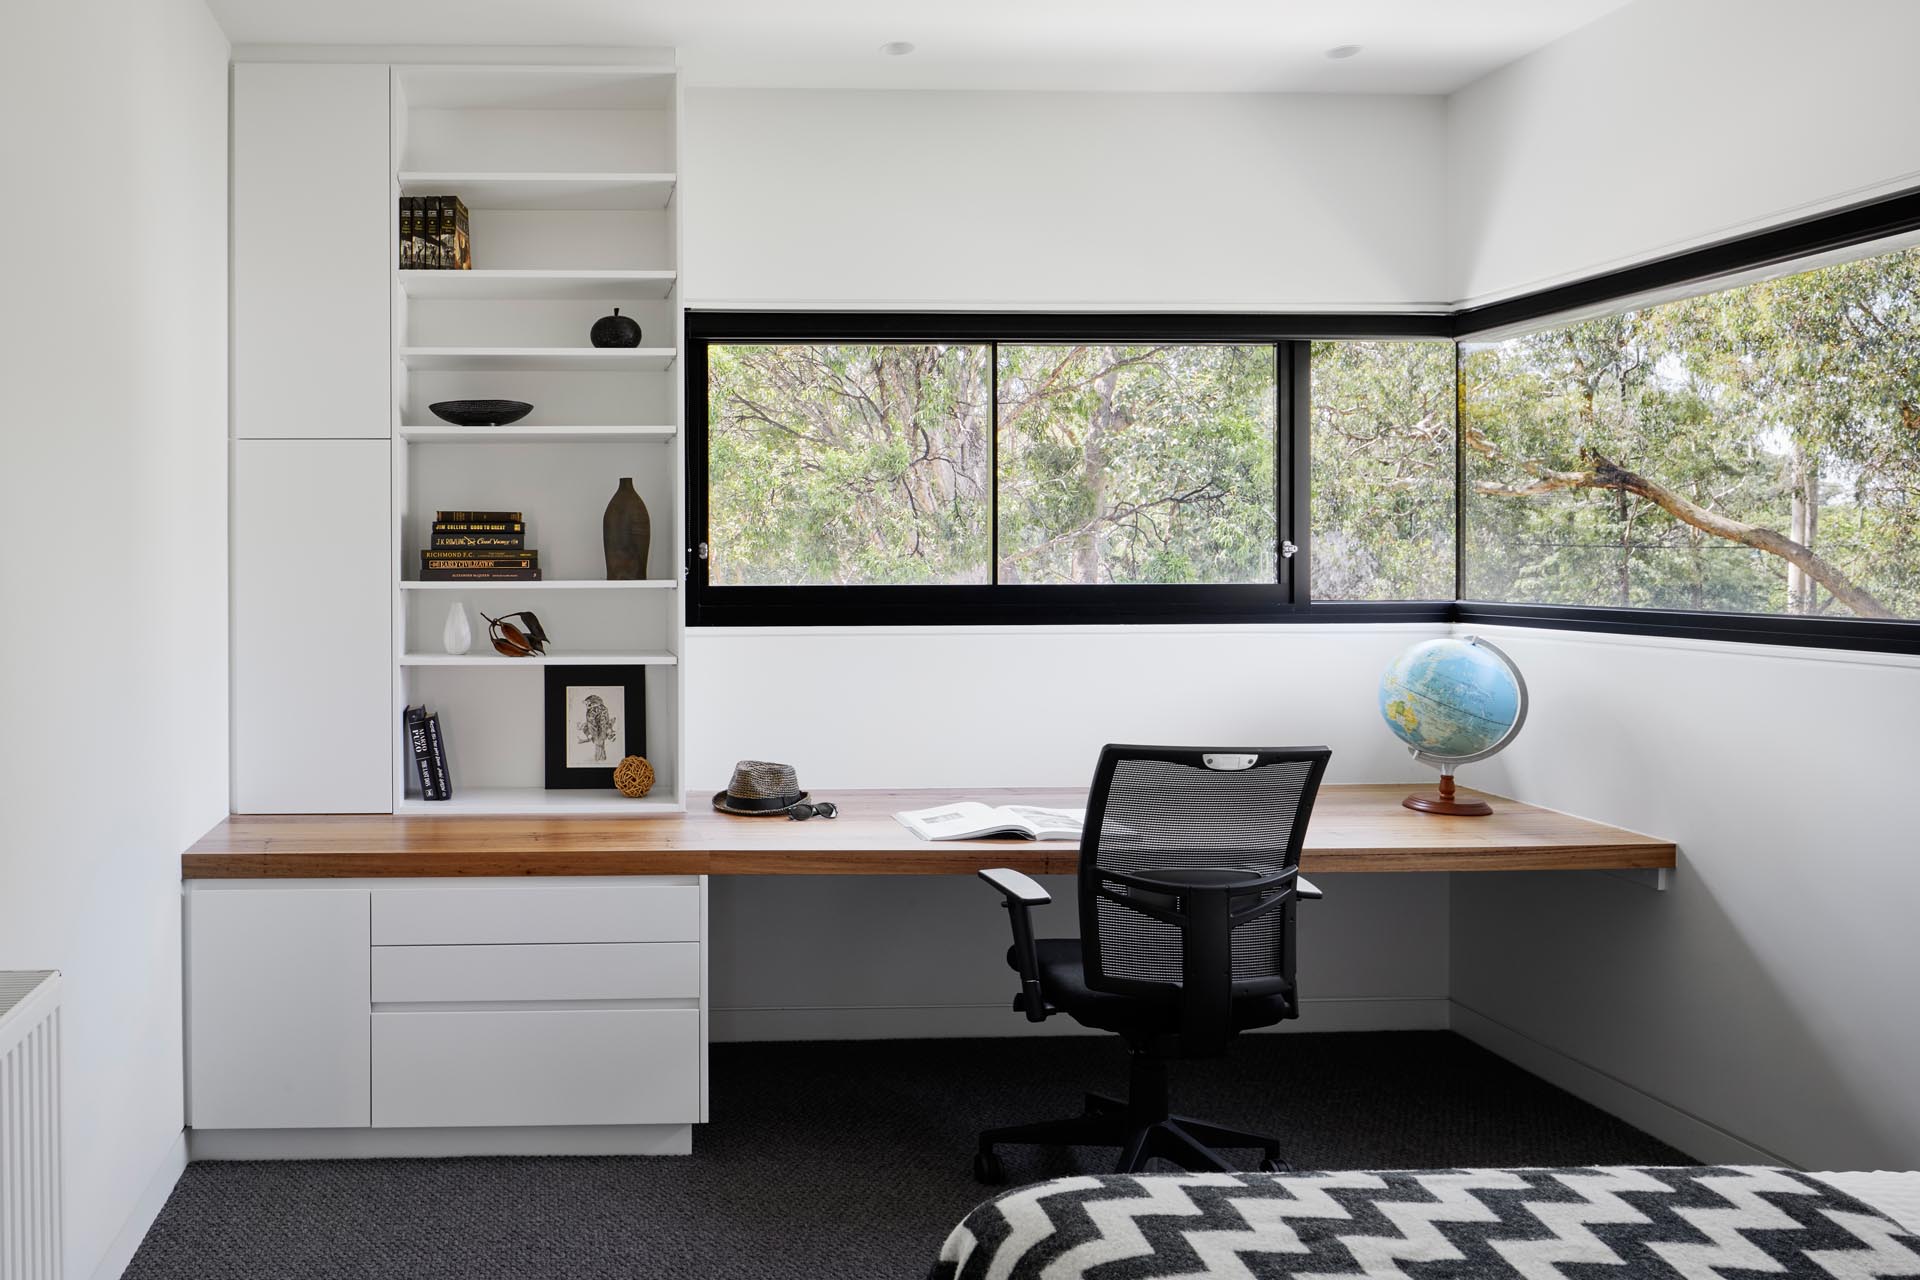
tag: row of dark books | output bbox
[420,510,543,581]
[403,704,452,801]
[400,195,471,270]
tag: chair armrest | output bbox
[979,867,1051,906]
[978,868,1051,1022]
[1297,875,1324,901]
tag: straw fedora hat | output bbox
[712,760,809,816]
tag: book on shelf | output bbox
[403,704,448,801]
[420,546,537,560]
[894,801,1087,842]
[417,567,544,581]
[432,521,526,536]
[436,510,523,523]
[421,556,539,572]
[424,711,452,800]
[430,531,526,550]
[398,195,471,270]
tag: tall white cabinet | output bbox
[230,57,686,815]
[232,64,392,438]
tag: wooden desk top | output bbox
[181,785,1674,879]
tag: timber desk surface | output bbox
[182,785,1675,879]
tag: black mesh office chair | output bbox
[974,744,1331,1182]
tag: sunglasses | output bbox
[483,610,549,657]
[786,800,839,821]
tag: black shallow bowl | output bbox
[429,399,534,427]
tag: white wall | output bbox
[0,0,230,1272]
[685,88,1450,310]
[1458,630,1920,1170]
[1439,0,1920,1171]
[1446,0,1920,304]
[688,625,1454,1039]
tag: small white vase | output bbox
[442,602,473,655]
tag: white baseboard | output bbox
[710,995,1450,1042]
[188,1123,692,1160]
[1451,1002,1788,1166]
[89,1130,187,1280]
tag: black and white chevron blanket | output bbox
[931,1167,1920,1279]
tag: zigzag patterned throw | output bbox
[931,1166,1920,1279]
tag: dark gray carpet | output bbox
[127,1032,1688,1279]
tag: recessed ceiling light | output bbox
[880,41,916,56]
[1325,44,1363,60]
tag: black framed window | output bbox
[685,192,1920,654]
[686,312,1454,626]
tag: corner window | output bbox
[1461,244,1920,622]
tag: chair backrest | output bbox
[1078,745,1330,1001]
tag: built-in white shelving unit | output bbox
[399,347,677,372]
[399,424,675,444]
[397,173,678,211]
[391,61,686,816]
[398,269,678,300]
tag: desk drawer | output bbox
[371,883,699,946]
[372,1008,699,1128]
[372,942,699,1004]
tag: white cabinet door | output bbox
[233,440,391,812]
[233,64,390,439]
[188,888,371,1130]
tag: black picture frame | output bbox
[543,666,647,789]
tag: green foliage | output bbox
[1309,341,1457,600]
[707,344,991,585]
[1464,246,1920,619]
[996,345,1276,584]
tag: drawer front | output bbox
[372,942,699,1004]
[372,1008,699,1128]
[371,883,699,945]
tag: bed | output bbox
[931,1166,1920,1279]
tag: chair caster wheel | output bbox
[1258,1156,1290,1174]
[974,1150,1006,1185]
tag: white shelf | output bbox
[395,65,676,112]
[401,424,677,445]
[397,172,676,211]
[399,787,684,816]
[400,579,677,591]
[398,270,677,301]
[400,649,677,667]
[399,346,676,372]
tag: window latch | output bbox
[694,542,710,561]
[1281,540,1299,559]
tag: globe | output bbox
[1378,636,1528,815]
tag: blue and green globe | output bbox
[1379,637,1527,762]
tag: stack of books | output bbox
[403,704,452,801]
[420,511,541,581]
[399,195,471,270]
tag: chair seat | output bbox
[1009,939,1292,1041]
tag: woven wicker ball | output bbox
[613,754,656,799]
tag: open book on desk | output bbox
[895,801,1087,842]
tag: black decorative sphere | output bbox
[590,308,642,348]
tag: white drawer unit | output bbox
[372,1008,700,1128]
[186,877,707,1155]
[372,882,700,945]
[372,942,700,1004]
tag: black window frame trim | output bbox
[685,189,1920,654]
[687,311,1453,628]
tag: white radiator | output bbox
[0,972,62,1280]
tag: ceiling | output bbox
[207,0,1635,95]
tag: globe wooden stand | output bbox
[1404,772,1493,817]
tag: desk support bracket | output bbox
[1600,867,1670,891]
